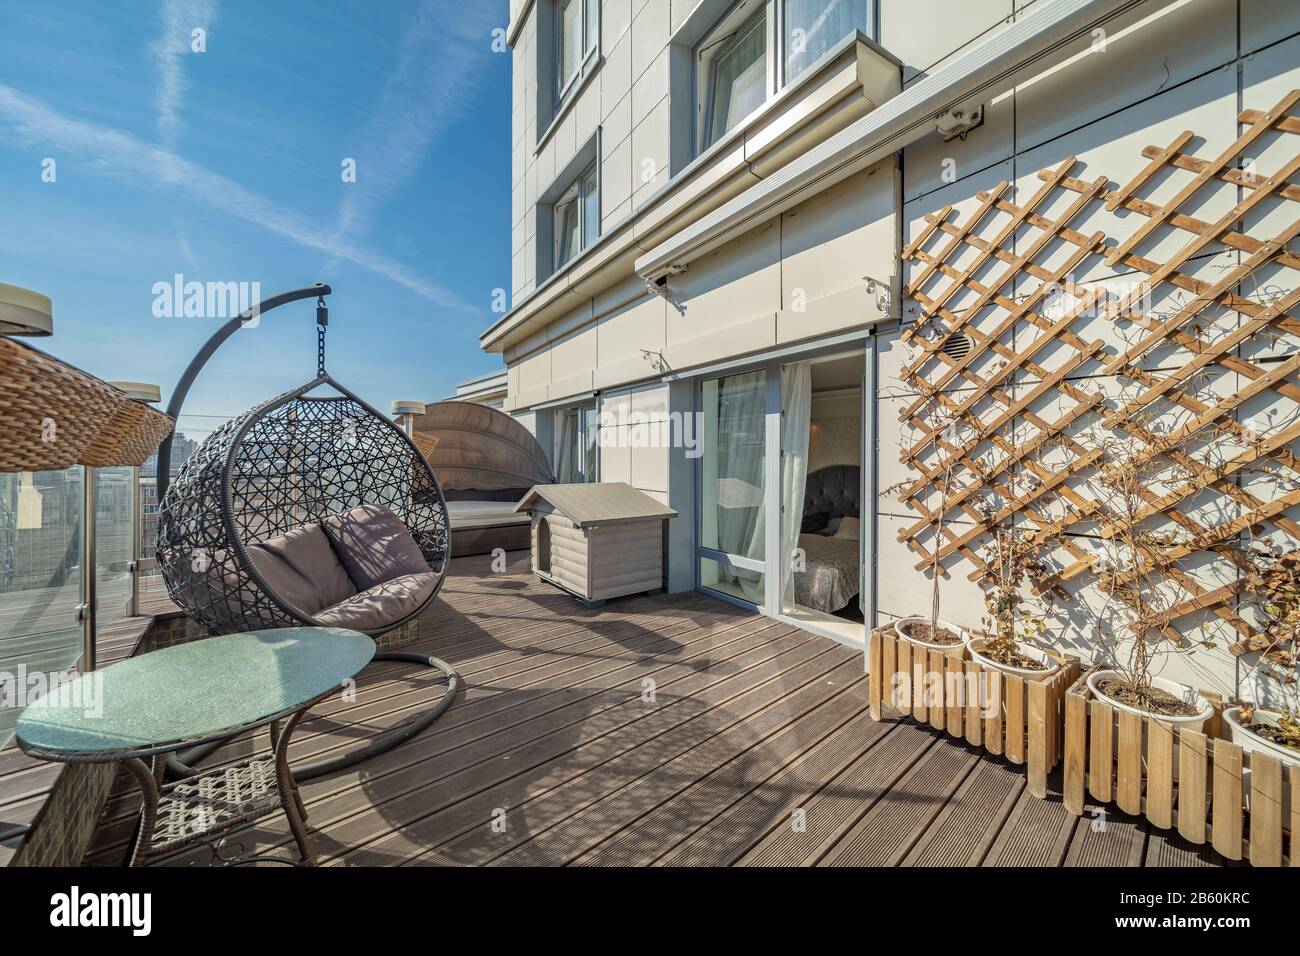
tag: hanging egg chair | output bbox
[153,285,457,780]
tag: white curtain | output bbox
[708,13,767,145]
[556,411,579,483]
[708,371,767,602]
[783,0,867,83]
[780,362,812,608]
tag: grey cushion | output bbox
[245,522,357,616]
[314,572,438,631]
[246,545,326,617]
[322,504,429,591]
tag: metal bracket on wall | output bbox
[935,104,984,141]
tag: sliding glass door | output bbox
[693,338,873,649]
[698,370,768,603]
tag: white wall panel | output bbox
[1242,0,1300,55]
[881,0,1012,81]
[1015,0,1236,156]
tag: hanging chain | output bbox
[316,296,328,376]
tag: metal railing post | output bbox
[80,465,97,672]
[128,464,141,617]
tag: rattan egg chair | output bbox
[153,285,457,781]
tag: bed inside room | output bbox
[783,352,865,645]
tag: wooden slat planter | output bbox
[1062,668,1297,866]
[868,628,1081,798]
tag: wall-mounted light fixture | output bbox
[0,282,54,336]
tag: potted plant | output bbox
[1225,540,1300,767]
[967,521,1064,680]
[1081,432,1213,730]
[892,416,967,658]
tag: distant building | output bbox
[142,431,199,479]
[446,370,507,408]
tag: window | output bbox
[696,1,871,153]
[703,11,767,148]
[556,0,599,101]
[555,404,599,483]
[698,370,767,603]
[782,0,868,83]
[553,161,599,269]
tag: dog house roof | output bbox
[515,482,677,529]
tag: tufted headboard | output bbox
[801,464,860,533]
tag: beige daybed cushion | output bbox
[314,571,438,630]
[321,504,429,590]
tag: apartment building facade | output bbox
[485,0,1300,701]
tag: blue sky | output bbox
[0,0,511,440]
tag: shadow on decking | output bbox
[77,553,1231,868]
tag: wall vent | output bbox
[941,332,973,360]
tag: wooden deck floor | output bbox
[80,553,1228,867]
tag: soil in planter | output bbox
[977,640,1050,671]
[902,621,963,646]
[1243,721,1300,755]
[1096,677,1200,718]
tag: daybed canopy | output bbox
[409,401,553,496]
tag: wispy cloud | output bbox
[152,0,219,148]
[0,83,476,312]
[152,1,220,277]
[328,0,498,247]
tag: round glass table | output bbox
[16,627,374,867]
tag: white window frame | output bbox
[555,0,599,104]
[694,0,874,155]
[552,160,599,270]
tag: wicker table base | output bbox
[123,706,318,867]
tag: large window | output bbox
[553,161,599,269]
[556,0,599,101]
[696,0,871,152]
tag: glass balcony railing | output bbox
[0,468,84,751]
[0,413,234,751]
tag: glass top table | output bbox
[16,628,375,866]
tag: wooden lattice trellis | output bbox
[895,91,1300,656]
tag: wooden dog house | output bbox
[515,483,676,607]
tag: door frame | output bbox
[692,332,876,648]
